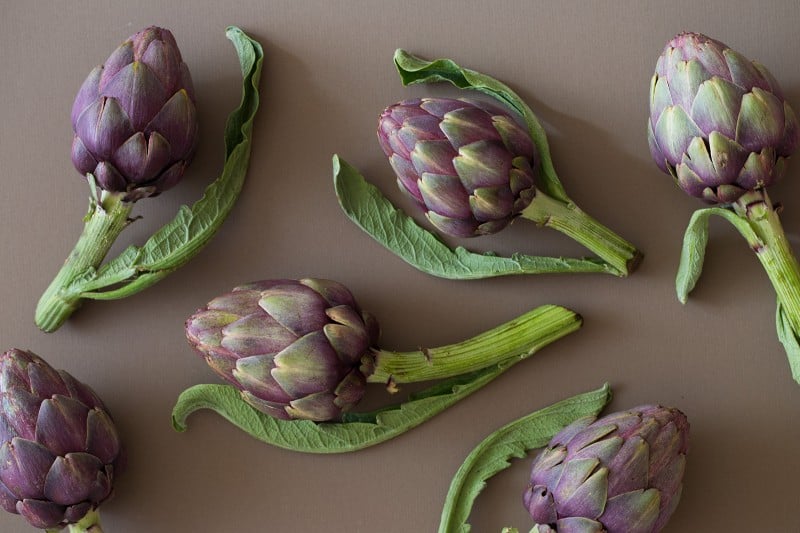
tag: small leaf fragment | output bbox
[776,302,800,384]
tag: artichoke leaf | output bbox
[438,384,612,533]
[676,206,760,302]
[333,156,614,279]
[172,362,528,454]
[776,302,800,384]
[393,50,567,203]
[76,27,263,300]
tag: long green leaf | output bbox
[172,363,521,454]
[776,302,800,384]
[393,50,566,202]
[676,206,760,303]
[438,384,612,533]
[333,155,613,279]
[75,27,264,300]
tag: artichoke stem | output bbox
[519,191,642,276]
[735,190,800,334]
[35,191,133,332]
[367,305,581,384]
[63,509,104,533]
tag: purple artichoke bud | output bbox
[0,349,122,530]
[186,279,380,422]
[523,405,689,533]
[71,26,198,200]
[377,97,538,237]
[648,32,800,204]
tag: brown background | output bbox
[2,1,800,531]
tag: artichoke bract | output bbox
[377,97,641,275]
[648,32,799,204]
[71,25,198,201]
[523,405,689,533]
[0,349,121,532]
[186,279,379,421]
[379,98,537,237]
[186,278,582,422]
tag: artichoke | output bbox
[379,97,537,237]
[186,279,379,422]
[648,32,800,384]
[0,349,121,531]
[35,25,201,333]
[377,97,641,275]
[523,405,689,533]
[186,278,582,422]
[71,25,198,201]
[648,32,799,204]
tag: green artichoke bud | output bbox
[187,278,583,422]
[524,405,689,533]
[648,32,799,204]
[186,279,379,421]
[0,349,121,531]
[71,25,198,201]
[379,98,537,237]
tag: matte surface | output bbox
[1,2,799,531]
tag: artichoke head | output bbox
[648,32,800,204]
[0,349,122,530]
[378,97,538,237]
[523,405,689,533]
[185,279,380,422]
[71,26,199,201]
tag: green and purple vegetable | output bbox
[35,26,263,333]
[335,51,641,279]
[437,384,612,533]
[648,32,800,383]
[185,278,380,422]
[378,98,537,238]
[439,393,688,533]
[174,278,582,450]
[70,26,198,202]
[0,349,122,532]
[522,405,688,533]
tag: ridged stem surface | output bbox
[368,305,581,384]
[35,191,132,332]
[520,190,642,276]
[735,190,800,334]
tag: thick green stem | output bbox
[520,190,642,276]
[734,190,800,334]
[44,508,104,533]
[367,305,581,384]
[35,191,133,332]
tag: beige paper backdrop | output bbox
[2,1,800,531]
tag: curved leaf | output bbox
[393,49,566,202]
[172,362,522,454]
[333,155,613,279]
[76,27,264,300]
[438,384,612,533]
[676,206,759,303]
